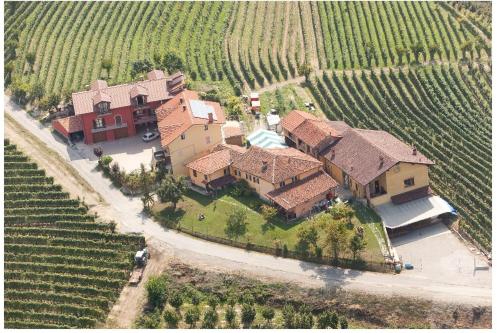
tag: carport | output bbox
[375,195,456,233]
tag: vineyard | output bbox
[3,2,491,249]
[4,2,490,94]
[4,139,145,328]
[307,64,491,250]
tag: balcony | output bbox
[133,114,157,125]
[91,122,128,133]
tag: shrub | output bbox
[201,308,219,329]
[241,303,256,327]
[282,304,295,328]
[184,306,200,328]
[135,310,161,329]
[261,306,275,324]
[207,295,219,309]
[163,309,180,328]
[225,306,237,328]
[340,316,348,329]
[168,291,184,310]
[145,276,168,309]
[260,204,278,223]
[317,311,338,329]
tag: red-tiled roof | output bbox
[266,171,338,210]
[186,144,245,175]
[72,70,178,116]
[129,84,149,98]
[52,115,83,134]
[282,110,349,149]
[231,146,322,184]
[156,90,225,147]
[321,128,434,186]
[223,126,243,138]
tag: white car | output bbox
[142,131,160,142]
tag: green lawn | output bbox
[152,189,386,263]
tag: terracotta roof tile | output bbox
[156,90,225,147]
[186,144,245,174]
[73,70,172,116]
[223,126,243,138]
[129,84,149,98]
[321,128,434,185]
[52,115,83,134]
[231,146,322,184]
[266,171,338,210]
[281,110,318,133]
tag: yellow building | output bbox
[186,145,338,220]
[156,90,226,177]
[281,110,434,207]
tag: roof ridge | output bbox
[351,128,399,163]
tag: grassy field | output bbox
[4,139,144,328]
[152,189,386,263]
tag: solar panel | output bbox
[189,100,217,120]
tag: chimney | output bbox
[412,147,417,155]
[208,112,213,123]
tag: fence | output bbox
[175,225,393,273]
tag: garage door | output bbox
[114,127,129,139]
[92,132,107,143]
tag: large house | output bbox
[156,90,226,177]
[186,144,338,220]
[282,110,434,207]
[52,70,185,144]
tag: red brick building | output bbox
[53,70,184,144]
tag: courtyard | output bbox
[74,130,161,173]
[391,222,491,286]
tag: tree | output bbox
[282,304,295,328]
[349,235,367,260]
[294,304,314,329]
[26,52,36,72]
[184,306,200,328]
[225,306,237,328]
[136,310,161,328]
[298,62,313,82]
[428,44,441,62]
[162,51,185,74]
[241,303,256,328]
[225,95,244,120]
[141,191,155,212]
[330,203,354,223]
[46,93,61,112]
[61,89,73,104]
[260,205,278,224]
[163,309,180,328]
[207,295,219,309]
[224,208,248,241]
[156,176,187,210]
[261,306,275,326]
[323,219,348,262]
[168,291,184,311]
[145,276,168,309]
[410,42,425,63]
[101,58,113,78]
[131,59,153,78]
[201,308,218,328]
[295,224,319,255]
[30,81,45,102]
[317,311,338,329]
[340,316,348,329]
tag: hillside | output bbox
[3,1,491,249]
[4,139,144,328]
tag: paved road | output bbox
[5,95,491,306]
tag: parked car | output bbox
[142,131,160,142]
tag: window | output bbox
[256,177,259,184]
[115,115,122,126]
[291,176,298,183]
[181,133,186,140]
[204,175,208,181]
[193,170,197,178]
[224,168,228,175]
[97,102,109,114]
[136,95,146,106]
[94,118,105,128]
[279,181,285,187]
[404,178,415,187]
[204,125,208,131]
